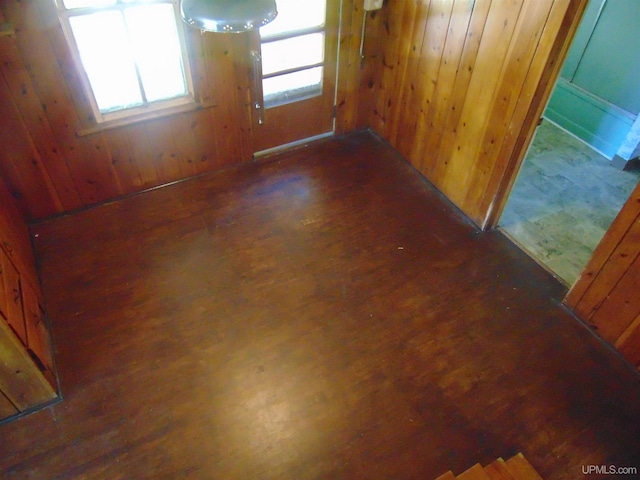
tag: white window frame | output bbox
[54,0,195,125]
[260,25,326,108]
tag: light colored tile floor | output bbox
[499,120,640,285]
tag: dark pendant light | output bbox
[180,0,278,33]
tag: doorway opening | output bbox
[499,0,640,286]
[499,120,639,285]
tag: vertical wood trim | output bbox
[481,0,588,228]
[335,0,358,134]
[231,32,255,162]
[356,6,383,130]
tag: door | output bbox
[249,0,339,153]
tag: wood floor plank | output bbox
[1,131,639,478]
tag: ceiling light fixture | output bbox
[180,0,278,33]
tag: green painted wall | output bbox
[545,0,640,159]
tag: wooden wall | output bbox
[0,175,38,292]
[0,0,367,221]
[0,0,586,228]
[565,181,640,370]
[5,0,640,368]
[359,0,586,228]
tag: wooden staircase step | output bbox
[484,457,516,480]
[505,453,544,480]
[433,452,544,480]
[434,471,457,480]
[457,463,493,480]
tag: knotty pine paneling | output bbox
[0,0,269,220]
[0,175,39,293]
[0,0,365,221]
[362,0,587,228]
[565,181,640,369]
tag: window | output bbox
[259,0,326,108]
[55,0,193,123]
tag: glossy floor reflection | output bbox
[2,131,640,479]
[499,120,640,285]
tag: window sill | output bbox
[76,100,216,137]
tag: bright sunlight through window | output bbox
[259,0,326,108]
[57,0,191,122]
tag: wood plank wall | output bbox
[0,0,584,228]
[0,0,365,221]
[0,176,39,292]
[565,182,640,370]
[360,0,586,228]
[4,0,637,369]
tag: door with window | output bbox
[250,0,340,153]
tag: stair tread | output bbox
[434,471,457,480]
[505,453,544,480]
[484,458,516,480]
[458,463,493,480]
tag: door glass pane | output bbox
[69,11,143,112]
[63,0,116,9]
[263,67,323,107]
[261,33,324,76]
[124,4,187,102]
[260,0,326,37]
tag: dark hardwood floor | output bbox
[1,131,640,479]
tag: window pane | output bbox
[124,4,187,102]
[63,0,116,9]
[262,33,324,76]
[263,67,323,107]
[69,11,143,112]
[260,0,326,37]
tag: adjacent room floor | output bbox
[499,120,640,285]
[1,131,640,479]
